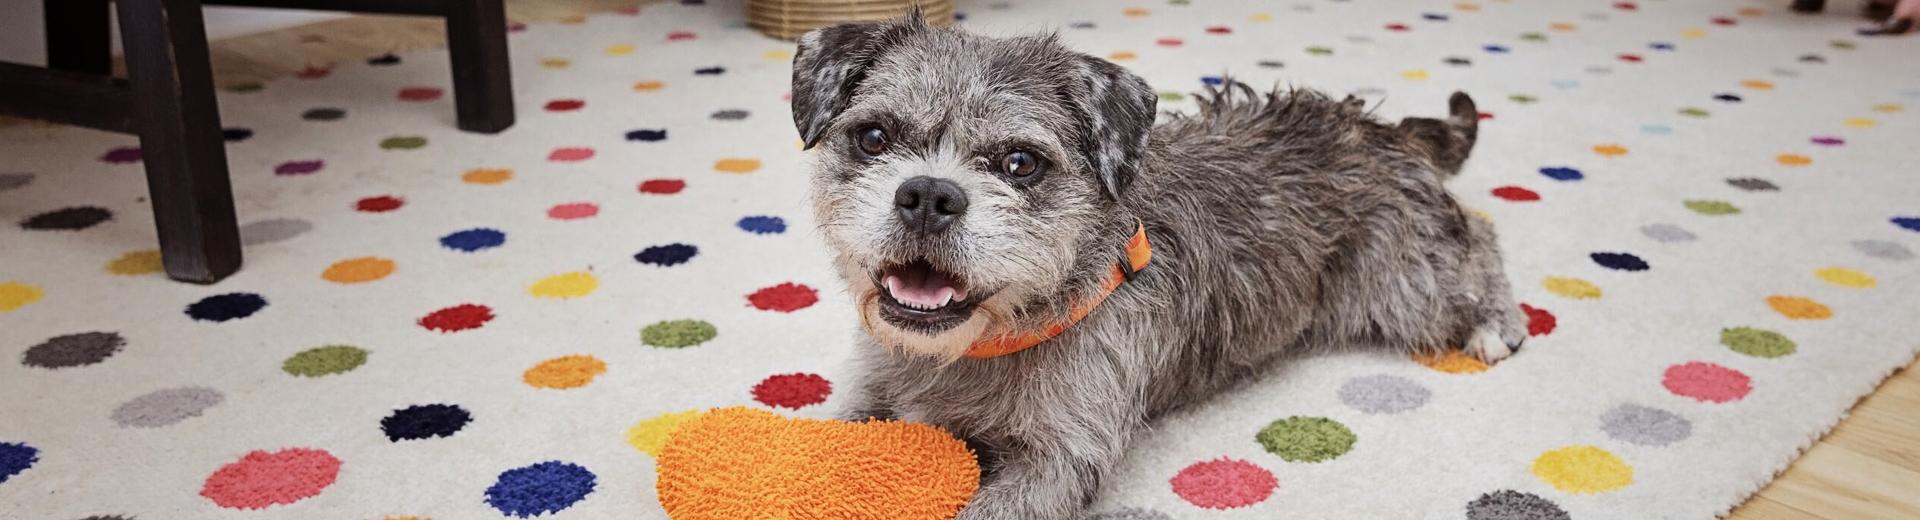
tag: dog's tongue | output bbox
[884,264,963,309]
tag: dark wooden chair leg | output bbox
[444,0,514,133]
[44,0,114,75]
[116,0,242,284]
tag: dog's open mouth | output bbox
[875,259,977,333]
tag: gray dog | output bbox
[790,13,1526,520]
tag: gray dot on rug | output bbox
[1851,239,1913,261]
[1466,489,1570,520]
[1337,374,1431,414]
[22,332,125,369]
[0,172,32,192]
[709,109,750,121]
[1640,223,1696,243]
[111,386,225,428]
[1600,403,1692,446]
[1087,507,1173,520]
[239,218,314,246]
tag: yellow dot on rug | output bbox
[322,257,396,284]
[463,168,512,185]
[1413,350,1488,374]
[606,43,634,55]
[1815,267,1874,288]
[626,410,705,457]
[1532,445,1633,494]
[523,354,607,389]
[1109,51,1138,61]
[1543,277,1602,299]
[1776,154,1811,166]
[106,250,163,276]
[1592,144,1628,157]
[541,58,570,69]
[1767,295,1832,320]
[1681,27,1707,39]
[1871,103,1902,113]
[1402,69,1430,81]
[764,49,793,60]
[1740,79,1773,90]
[1549,22,1577,32]
[714,158,761,174]
[530,272,598,299]
[1845,117,1877,128]
[633,80,666,92]
[0,281,44,312]
[1250,13,1273,22]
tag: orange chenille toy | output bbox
[655,406,980,519]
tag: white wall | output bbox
[0,0,345,66]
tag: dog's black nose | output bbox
[894,176,968,233]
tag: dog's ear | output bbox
[791,12,927,149]
[1067,56,1158,200]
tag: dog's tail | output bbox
[1398,91,1478,178]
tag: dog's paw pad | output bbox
[1465,326,1513,363]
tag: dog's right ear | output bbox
[791,14,925,149]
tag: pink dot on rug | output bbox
[1156,37,1184,47]
[748,283,818,312]
[1663,361,1751,403]
[274,160,324,176]
[1492,186,1540,202]
[639,179,686,195]
[397,87,443,101]
[667,30,697,41]
[199,448,341,509]
[1810,136,1844,146]
[547,202,599,220]
[1170,458,1277,509]
[751,373,833,409]
[548,147,595,162]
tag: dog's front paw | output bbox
[1465,324,1521,364]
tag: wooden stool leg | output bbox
[445,0,514,133]
[44,0,114,75]
[117,0,241,284]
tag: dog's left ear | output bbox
[1068,57,1158,201]
[791,12,927,149]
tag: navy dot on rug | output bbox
[185,293,268,322]
[381,404,472,441]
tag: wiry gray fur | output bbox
[793,14,1524,520]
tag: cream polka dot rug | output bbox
[3,0,1918,518]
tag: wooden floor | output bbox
[25,1,1920,517]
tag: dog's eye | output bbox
[1001,150,1041,178]
[857,127,889,156]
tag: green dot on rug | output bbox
[282,345,368,377]
[1256,416,1356,463]
[642,319,718,348]
[1721,327,1796,358]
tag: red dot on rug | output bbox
[1170,458,1277,510]
[354,195,404,213]
[1521,303,1557,336]
[296,66,331,79]
[748,283,819,313]
[547,202,599,220]
[200,448,341,510]
[1663,361,1751,403]
[1492,186,1540,202]
[1617,53,1644,63]
[544,99,585,112]
[639,179,686,195]
[419,304,494,333]
[1205,25,1232,35]
[751,373,833,409]
[549,147,595,162]
[1385,22,1410,31]
[397,86,443,101]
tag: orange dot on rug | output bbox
[656,406,979,520]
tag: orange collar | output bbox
[964,221,1153,359]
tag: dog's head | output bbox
[791,15,1157,359]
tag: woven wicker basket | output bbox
[746,0,955,41]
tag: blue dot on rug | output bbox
[635,244,698,266]
[0,442,39,485]
[1894,216,1920,233]
[737,215,786,234]
[441,228,506,252]
[1539,166,1582,181]
[485,461,597,518]
[1201,76,1223,86]
[185,293,268,322]
[381,404,472,442]
[1483,44,1509,53]
[1590,252,1649,272]
[626,129,668,142]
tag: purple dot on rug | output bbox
[381,404,472,441]
[1811,136,1844,146]
[19,206,112,231]
[100,146,141,164]
[626,129,668,142]
[485,461,597,517]
[1590,252,1649,271]
[0,442,39,485]
[440,228,506,252]
[736,216,786,234]
[0,173,32,192]
[635,243,698,266]
[185,293,267,322]
[274,160,325,176]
